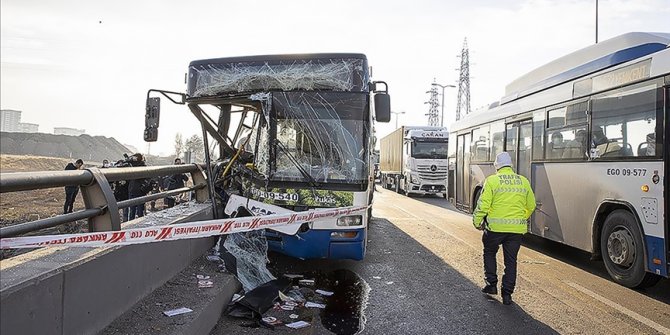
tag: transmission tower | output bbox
[425,81,440,126]
[455,38,471,121]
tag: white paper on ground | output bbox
[315,289,334,296]
[286,321,310,329]
[163,307,193,317]
[305,302,326,309]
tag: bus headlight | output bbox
[337,215,362,226]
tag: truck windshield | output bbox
[270,92,368,183]
[412,141,448,159]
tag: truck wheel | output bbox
[600,210,660,288]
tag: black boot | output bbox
[481,284,498,295]
[502,293,512,305]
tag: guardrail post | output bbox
[189,164,210,203]
[81,168,121,232]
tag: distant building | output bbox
[1,109,21,132]
[54,127,86,136]
[18,123,39,133]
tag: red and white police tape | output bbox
[0,205,368,249]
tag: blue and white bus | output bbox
[146,53,391,261]
[448,32,669,288]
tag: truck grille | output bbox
[416,164,448,181]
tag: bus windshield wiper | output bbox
[274,139,320,188]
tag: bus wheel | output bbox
[600,209,660,288]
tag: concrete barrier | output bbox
[1,203,217,335]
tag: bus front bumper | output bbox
[265,227,366,260]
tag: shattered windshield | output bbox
[269,92,368,183]
[411,141,448,159]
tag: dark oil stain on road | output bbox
[316,269,369,335]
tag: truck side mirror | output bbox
[374,93,391,123]
[144,97,160,142]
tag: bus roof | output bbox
[451,32,670,133]
[189,53,367,67]
[504,32,669,103]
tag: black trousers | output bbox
[482,230,523,295]
[64,187,79,214]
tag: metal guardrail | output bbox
[0,164,210,238]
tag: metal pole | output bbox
[440,86,445,127]
[596,0,598,44]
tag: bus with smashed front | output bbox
[144,53,391,260]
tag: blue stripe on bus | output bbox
[644,235,668,277]
[266,228,366,260]
[509,43,668,101]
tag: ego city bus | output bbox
[448,32,669,288]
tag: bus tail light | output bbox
[652,258,662,265]
[337,215,362,226]
[641,185,649,192]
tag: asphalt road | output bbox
[213,187,670,334]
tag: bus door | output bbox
[505,120,533,180]
[456,133,471,210]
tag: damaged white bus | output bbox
[448,32,669,288]
[145,53,391,260]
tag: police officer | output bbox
[473,152,536,305]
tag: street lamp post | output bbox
[391,111,405,129]
[432,82,456,127]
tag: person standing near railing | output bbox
[163,158,189,208]
[63,159,84,214]
[127,153,153,220]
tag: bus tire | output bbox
[600,209,660,288]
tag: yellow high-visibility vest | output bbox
[473,167,536,234]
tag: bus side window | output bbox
[591,83,659,158]
[489,121,505,160]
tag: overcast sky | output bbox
[1,0,668,156]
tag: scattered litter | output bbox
[386,281,394,285]
[286,288,306,302]
[298,279,315,286]
[315,289,334,296]
[278,291,294,302]
[372,276,381,279]
[520,260,547,264]
[305,302,326,309]
[198,279,214,288]
[163,307,193,317]
[286,321,310,329]
[280,304,295,311]
[206,255,222,262]
[196,274,210,280]
[283,274,304,279]
[284,301,298,307]
[261,316,283,326]
[289,314,299,319]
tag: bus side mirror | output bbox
[144,97,160,142]
[374,93,391,123]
